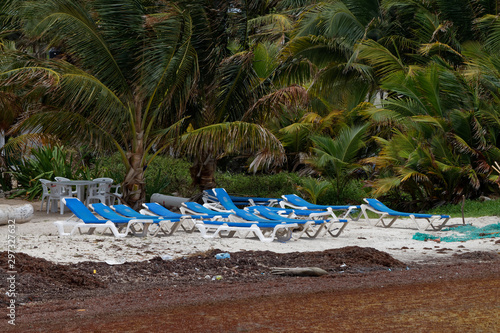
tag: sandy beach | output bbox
[1,197,500,332]
[1,197,498,264]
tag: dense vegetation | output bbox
[2,0,500,211]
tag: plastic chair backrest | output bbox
[90,179,112,195]
[144,203,183,218]
[40,179,50,195]
[184,202,213,214]
[91,203,131,223]
[283,194,309,206]
[49,182,70,196]
[55,177,71,182]
[113,205,143,218]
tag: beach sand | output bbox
[1,197,498,264]
[1,197,500,332]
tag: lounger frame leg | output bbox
[325,221,349,237]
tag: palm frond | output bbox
[294,1,365,46]
[57,71,128,131]
[281,35,350,68]
[245,84,309,120]
[177,121,285,167]
[356,39,406,78]
[142,8,198,128]
[248,13,293,43]
[370,176,401,196]
[476,14,500,52]
[309,124,369,171]
[1,132,58,156]
[418,42,463,59]
[12,111,121,153]
[23,0,130,93]
[214,51,261,122]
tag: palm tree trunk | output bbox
[122,127,146,210]
[190,156,217,191]
[122,152,146,210]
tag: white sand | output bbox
[1,198,498,265]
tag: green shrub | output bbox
[95,154,367,204]
[296,177,330,204]
[428,199,500,218]
[97,153,193,200]
[8,145,88,200]
[316,179,368,206]
[215,172,302,198]
[95,153,126,183]
[143,155,193,200]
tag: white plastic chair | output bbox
[39,179,51,211]
[54,176,78,197]
[86,178,114,206]
[110,183,122,205]
[40,179,74,214]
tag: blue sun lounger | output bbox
[203,189,282,207]
[90,203,159,236]
[140,202,217,220]
[360,198,451,230]
[140,202,228,232]
[194,219,299,242]
[209,188,291,222]
[247,206,349,238]
[140,200,296,242]
[180,201,233,218]
[259,206,338,220]
[91,203,181,237]
[206,188,316,239]
[53,198,148,238]
[280,194,361,220]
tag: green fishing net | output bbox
[413,223,500,242]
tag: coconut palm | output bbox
[305,124,369,200]
[9,0,293,198]
[296,176,330,204]
[3,0,198,208]
[363,61,500,206]
[170,1,302,191]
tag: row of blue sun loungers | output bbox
[54,188,451,241]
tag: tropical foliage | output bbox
[2,0,500,210]
[0,0,287,208]
[7,145,89,200]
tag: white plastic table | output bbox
[48,180,97,212]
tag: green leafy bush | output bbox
[296,177,331,204]
[143,155,192,200]
[215,172,302,198]
[428,198,500,218]
[8,145,88,200]
[97,154,365,203]
[97,153,193,200]
[316,179,368,206]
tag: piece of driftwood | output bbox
[271,267,328,277]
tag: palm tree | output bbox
[362,61,500,206]
[5,0,293,202]
[171,0,298,191]
[4,0,197,208]
[305,124,369,200]
[296,176,330,204]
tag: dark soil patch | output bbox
[1,247,499,332]
[1,246,407,305]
